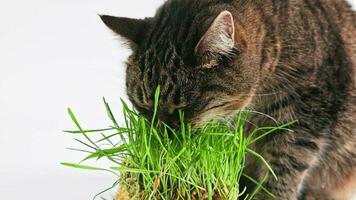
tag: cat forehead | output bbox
[134,45,185,69]
[131,0,230,66]
[141,3,209,48]
[135,33,196,68]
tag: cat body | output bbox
[101,0,356,199]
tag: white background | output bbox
[0,1,355,200]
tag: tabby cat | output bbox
[100,0,356,199]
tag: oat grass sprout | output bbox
[62,87,295,200]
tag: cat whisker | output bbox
[232,109,280,125]
[253,92,283,97]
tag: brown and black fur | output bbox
[100,0,356,199]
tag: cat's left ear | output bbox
[195,11,236,66]
[100,15,150,47]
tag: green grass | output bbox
[62,87,294,200]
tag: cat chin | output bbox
[191,96,255,127]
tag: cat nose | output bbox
[158,105,180,129]
[158,112,180,129]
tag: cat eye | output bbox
[198,53,237,69]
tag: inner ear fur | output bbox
[195,10,236,56]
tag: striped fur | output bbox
[101,0,356,199]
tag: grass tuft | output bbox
[63,87,294,200]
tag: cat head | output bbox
[100,1,263,127]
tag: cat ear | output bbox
[195,11,236,63]
[100,15,149,46]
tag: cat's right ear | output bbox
[100,15,149,47]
